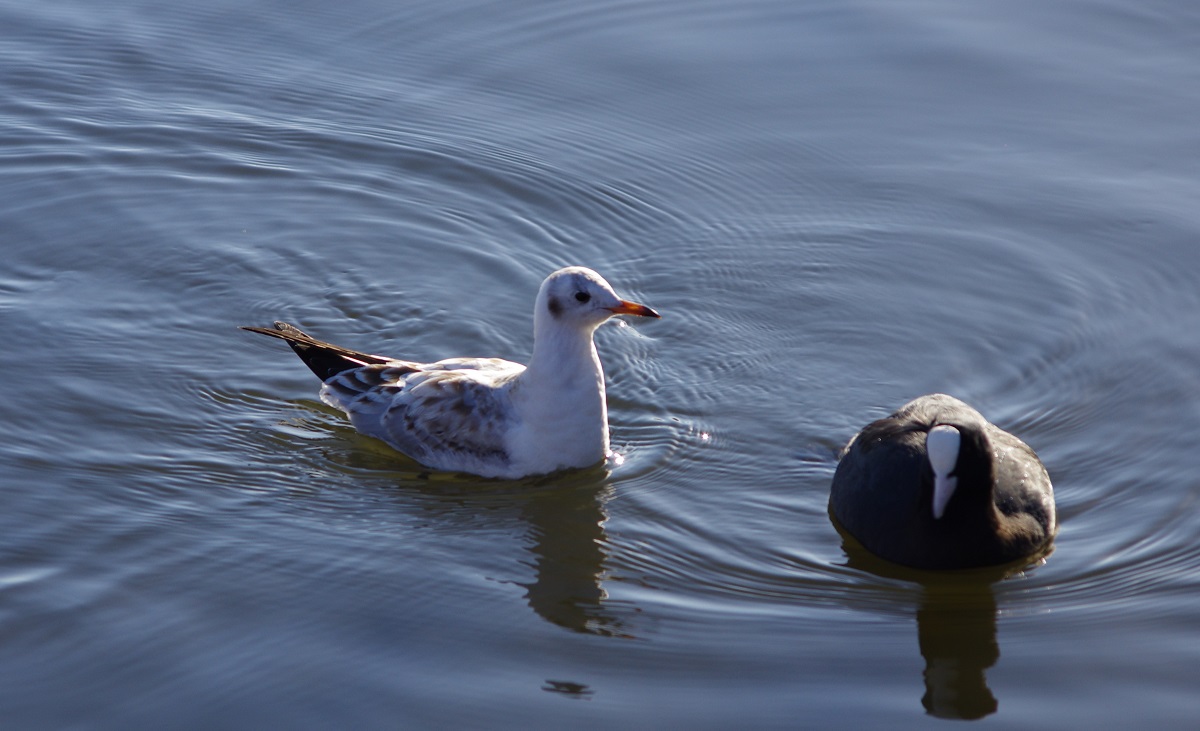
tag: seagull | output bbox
[242,266,660,478]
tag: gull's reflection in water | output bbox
[387,459,632,639]
[837,527,1042,720]
[518,468,632,638]
[376,460,630,700]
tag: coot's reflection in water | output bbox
[916,580,1000,720]
[838,529,1052,720]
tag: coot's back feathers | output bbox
[830,394,1056,569]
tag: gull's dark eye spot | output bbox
[574,291,590,303]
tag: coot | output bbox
[830,394,1056,569]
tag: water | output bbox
[2,0,1199,727]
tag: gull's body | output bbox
[243,267,659,478]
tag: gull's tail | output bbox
[240,321,395,381]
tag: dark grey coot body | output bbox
[829,394,1057,570]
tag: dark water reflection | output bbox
[335,452,636,639]
[917,581,999,720]
[519,478,631,639]
[838,525,1055,721]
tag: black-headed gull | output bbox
[243,266,659,478]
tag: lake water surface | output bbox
[3,0,1199,727]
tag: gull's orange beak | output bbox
[607,299,661,318]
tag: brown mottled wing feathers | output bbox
[323,360,517,470]
[244,321,519,471]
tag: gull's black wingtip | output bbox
[240,321,302,336]
[241,321,395,381]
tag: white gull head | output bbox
[533,266,659,336]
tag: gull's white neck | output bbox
[523,317,605,399]
[510,314,609,472]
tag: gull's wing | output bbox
[321,359,523,475]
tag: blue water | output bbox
[3,0,1199,727]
